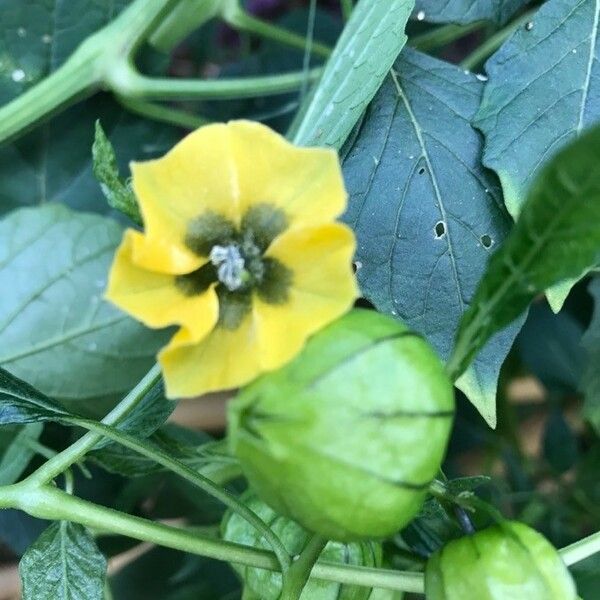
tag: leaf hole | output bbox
[353,260,363,273]
[434,221,446,238]
[418,166,426,175]
[481,234,493,248]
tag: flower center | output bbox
[209,244,246,291]
[177,205,293,329]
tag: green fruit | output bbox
[425,521,578,599]
[228,309,454,541]
[221,491,381,600]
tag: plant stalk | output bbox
[22,364,162,487]
[0,483,425,592]
[69,416,291,572]
[279,535,328,600]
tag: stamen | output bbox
[210,244,246,291]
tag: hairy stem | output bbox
[117,96,209,129]
[224,7,331,58]
[0,483,424,592]
[69,417,291,572]
[560,530,600,566]
[280,535,328,600]
[106,63,324,100]
[22,364,162,486]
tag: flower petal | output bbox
[159,224,357,398]
[159,317,262,398]
[256,223,358,370]
[130,123,240,273]
[228,120,347,228]
[106,230,219,341]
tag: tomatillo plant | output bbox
[0,0,599,599]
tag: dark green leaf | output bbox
[517,302,585,392]
[476,0,600,308]
[0,423,43,484]
[91,425,234,478]
[20,521,107,600]
[292,0,413,149]
[0,0,180,217]
[448,124,600,385]
[0,367,70,423]
[92,379,175,450]
[0,204,168,406]
[543,409,578,473]
[92,121,141,224]
[0,509,47,555]
[109,546,239,600]
[583,277,600,434]
[413,0,528,25]
[570,553,600,600]
[343,48,522,427]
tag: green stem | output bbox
[23,364,162,487]
[460,9,537,71]
[0,483,424,592]
[117,96,209,129]
[0,0,179,144]
[69,417,291,573]
[409,21,484,52]
[224,7,331,58]
[280,535,328,600]
[106,62,324,100]
[0,49,98,144]
[560,530,600,566]
[341,0,353,21]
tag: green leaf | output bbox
[0,367,70,424]
[517,302,585,392]
[0,0,180,217]
[20,521,107,600]
[0,423,43,485]
[0,204,167,407]
[292,0,414,149]
[448,124,600,386]
[92,121,141,224]
[342,49,522,427]
[413,0,528,25]
[583,277,600,434]
[543,408,579,473]
[475,0,600,309]
[90,426,226,477]
[570,553,600,600]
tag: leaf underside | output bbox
[292,0,414,149]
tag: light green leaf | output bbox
[475,0,600,309]
[0,0,180,217]
[292,0,414,149]
[583,277,600,434]
[0,423,43,485]
[0,204,167,407]
[342,49,522,427]
[20,521,107,600]
[413,0,528,25]
[92,121,141,224]
[448,124,600,384]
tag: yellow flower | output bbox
[106,120,358,398]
